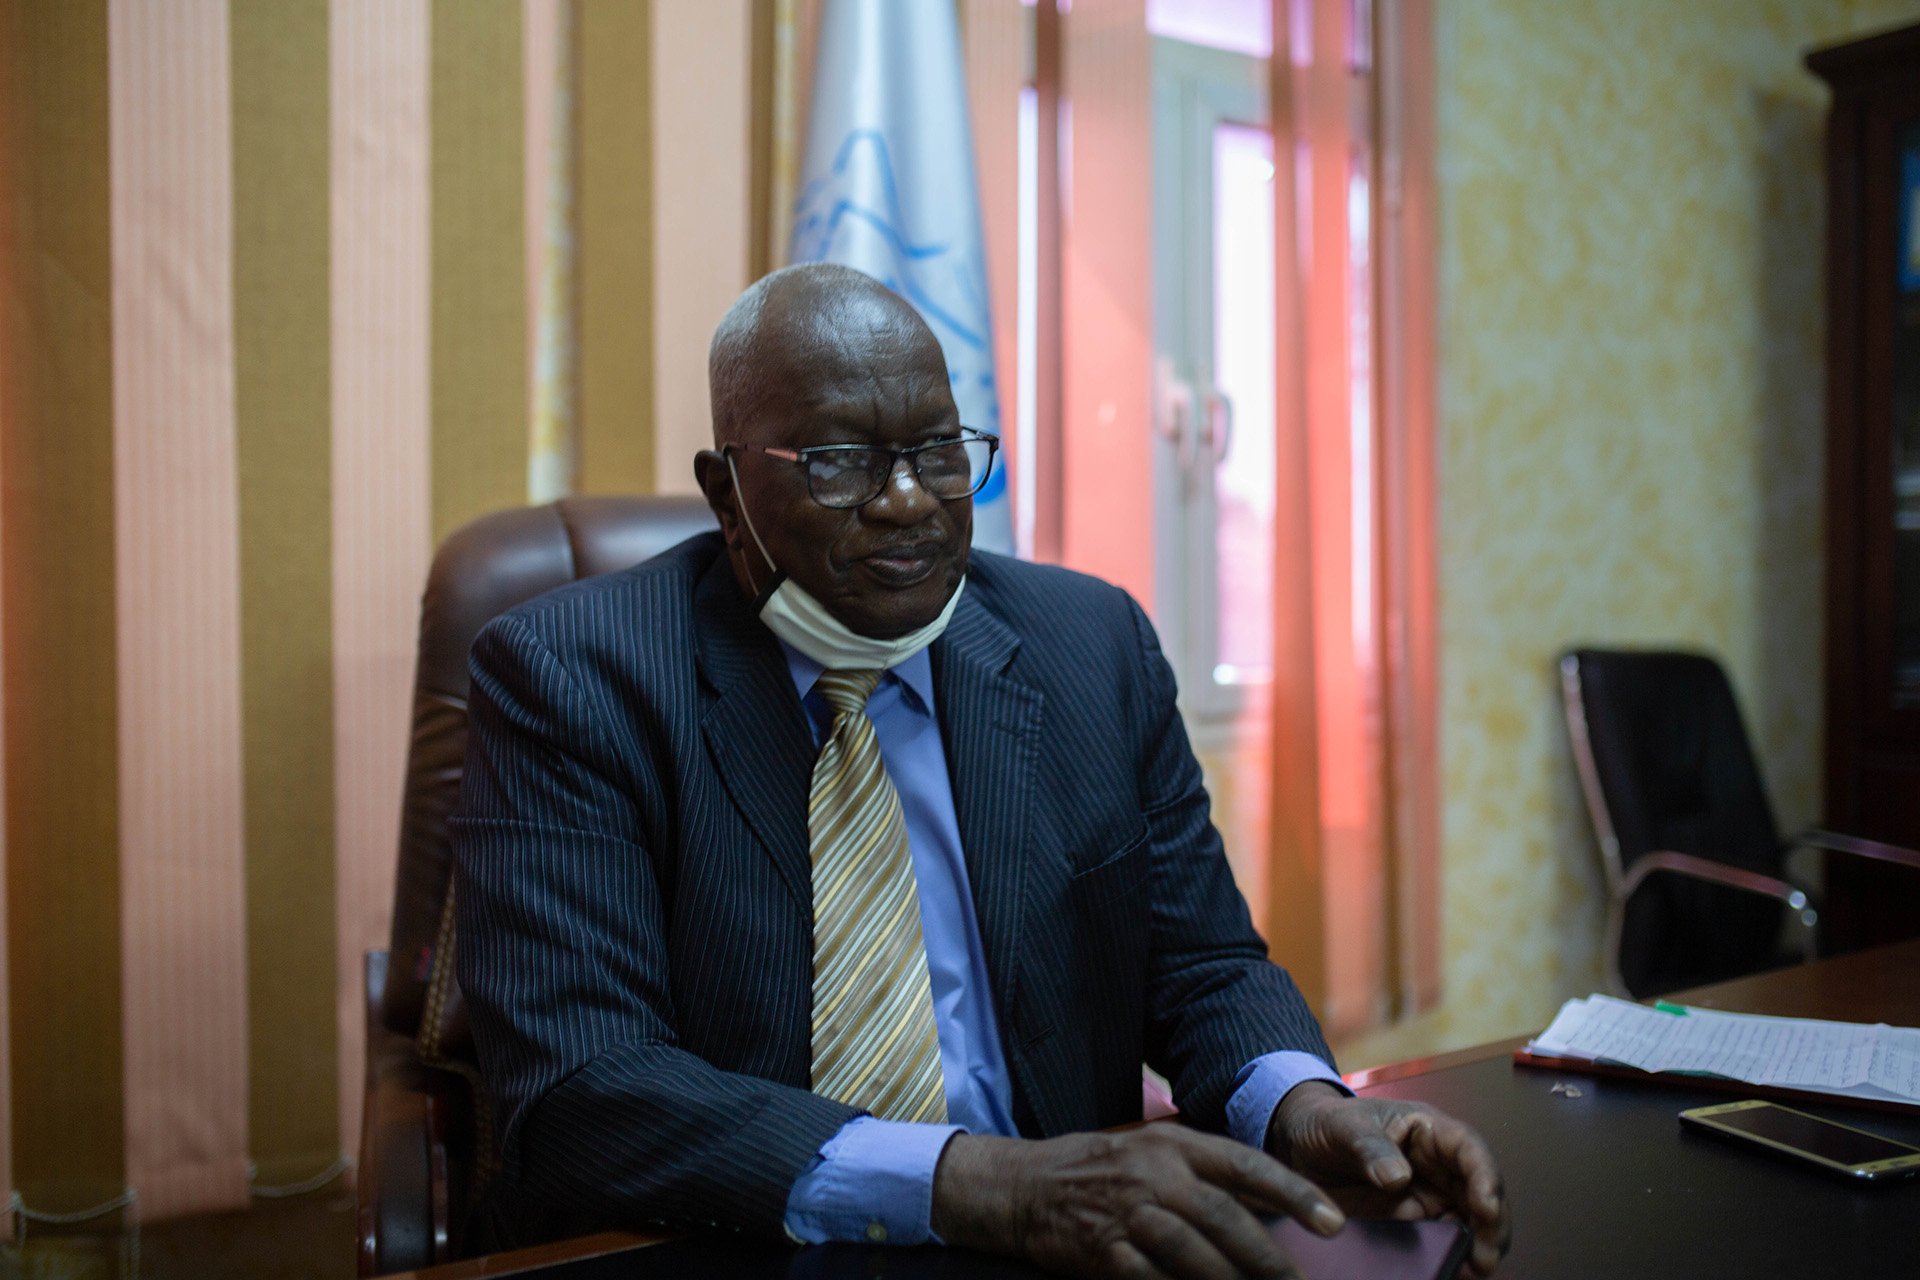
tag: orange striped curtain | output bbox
[0,0,774,1226]
[110,0,252,1219]
[1265,0,1440,1038]
[981,0,1437,1036]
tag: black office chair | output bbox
[1559,648,1920,998]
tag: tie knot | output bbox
[815,669,883,716]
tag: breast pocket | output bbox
[1066,826,1151,1104]
[1071,826,1150,912]
[1070,828,1151,973]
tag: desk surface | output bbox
[403,939,1920,1280]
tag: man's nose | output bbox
[862,456,939,524]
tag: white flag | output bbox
[791,0,1013,555]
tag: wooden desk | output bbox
[1355,940,1920,1278]
[402,940,1920,1280]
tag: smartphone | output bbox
[1679,1099,1920,1181]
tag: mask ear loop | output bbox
[724,450,785,606]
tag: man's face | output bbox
[705,304,972,639]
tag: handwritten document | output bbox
[1526,996,1920,1105]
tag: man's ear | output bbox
[694,449,742,548]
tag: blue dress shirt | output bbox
[777,644,1343,1245]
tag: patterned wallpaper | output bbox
[1339,0,1920,1069]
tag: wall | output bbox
[1340,0,1920,1069]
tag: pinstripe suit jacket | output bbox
[452,532,1333,1245]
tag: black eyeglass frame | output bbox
[725,428,1000,510]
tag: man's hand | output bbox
[1267,1083,1510,1277]
[931,1126,1346,1280]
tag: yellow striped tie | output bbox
[808,669,947,1124]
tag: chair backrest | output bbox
[1559,648,1786,995]
[381,495,718,1057]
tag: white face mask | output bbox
[725,454,965,669]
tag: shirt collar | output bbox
[777,639,935,717]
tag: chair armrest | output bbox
[1609,853,1819,995]
[358,950,451,1277]
[1622,850,1812,912]
[359,1064,444,1276]
[1790,829,1920,873]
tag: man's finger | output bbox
[1183,1133,1345,1236]
[1168,1180,1300,1279]
[1404,1118,1508,1273]
[1104,1238,1176,1280]
[1349,1130,1414,1189]
[1470,1167,1504,1221]
[1469,1173,1511,1277]
[1326,1183,1447,1221]
[1312,1104,1416,1189]
[1400,1185,1453,1219]
[1127,1201,1293,1280]
[1468,1228,1504,1279]
[1410,1115,1505,1220]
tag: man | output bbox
[454,264,1508,1278]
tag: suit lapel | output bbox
[694,558,813,913]
[931,586,1048,1120]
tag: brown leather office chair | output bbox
[1560,648,1920,998]
[358,495,717,1276]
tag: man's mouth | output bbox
[854,542,947,586]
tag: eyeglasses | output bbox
[728,429,1000,509]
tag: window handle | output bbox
[1205,390,1235,463]
[1155,358,1200,474]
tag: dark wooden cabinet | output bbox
[1808,23,1920,949]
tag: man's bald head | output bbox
[707,263,945,448]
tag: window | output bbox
[1000,0,1438,1034]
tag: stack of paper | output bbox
[1524,995,1920,1106]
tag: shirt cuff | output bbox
[782,1115,965,1246]
[1224,1051,1350,1151]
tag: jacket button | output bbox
[866,1222,888,1242]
